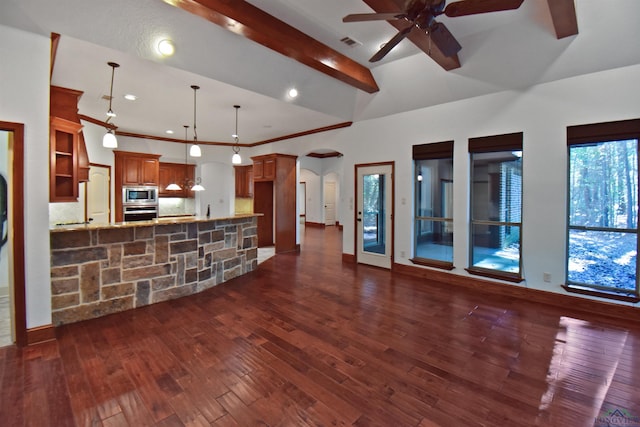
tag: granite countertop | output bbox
[50,213,261,232]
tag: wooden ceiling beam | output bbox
[546,0,578,39]
[165,0,379,93]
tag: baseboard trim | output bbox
[342,253,356,263]
[305,222,325,228]
[393,262,639,323]
[26,324,56,345]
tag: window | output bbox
[565,119,640,302]
[468,132,523,282]
[412,142,454,269]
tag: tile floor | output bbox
[257,246,275,264]
[0,295,12,347]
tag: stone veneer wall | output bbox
[50,216,258,325]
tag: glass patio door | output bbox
[356,164,393,269]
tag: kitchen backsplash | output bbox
[158,197,196,217]
[234,197,253,214]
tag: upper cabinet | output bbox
[159,162,196,198]
[49,86,90,202]
[115,151,160,186]
[234,165,253,198]
[253,156,276,181]
[49,117,81,202]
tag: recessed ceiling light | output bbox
[165,130,174,135]
[288,88,298,99]
[157,39,175,56]
[124,94,137,101]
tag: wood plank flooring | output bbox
[2,226,640,426]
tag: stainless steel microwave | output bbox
[123,186,158,205]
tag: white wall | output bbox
[299,168,321,224]
[265,64,640,308]
[0,25,52,328]
[199,161,234,218]
[4,25,640,331]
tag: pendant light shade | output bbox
[190,85,202,158]
[191,180,205,192]
[231,105,242,164]
[103,129,118,148]
[190,144,202,157]
[103,62,120,148]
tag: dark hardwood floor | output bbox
[2,226,639,426]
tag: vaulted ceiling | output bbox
[2,0,639,146]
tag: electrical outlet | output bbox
[543,272,551,283]
[400,251,406,258]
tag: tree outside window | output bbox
[566,120,640,301]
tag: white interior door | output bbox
[356,164,393,269]
[324,181,336,226]
[86,165,111,224]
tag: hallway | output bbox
[0,226,639,426]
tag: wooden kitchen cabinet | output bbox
[50,116,82,202]
[114,151,161,222]
[252,158,264,180]
[115,151,160,186]
[252,156,276,182]
[49,85,90,202]
[234,165,253,197]
[251,154,297,253]
[159,162,196,198]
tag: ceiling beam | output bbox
[165,0,379,93]
[362,0,461,70]
[546,0,578,39]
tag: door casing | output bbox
[354,161,394,269]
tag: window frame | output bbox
[564,118,640,302]
[467,132,524,283]
[411,141,455,270]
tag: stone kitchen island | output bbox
[50,214,260,325]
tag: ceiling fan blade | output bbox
[428,22,461,58]
[369,25,414,62]
[343,12,406,23]
[444,0,524,17]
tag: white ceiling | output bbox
[2,0,640,145]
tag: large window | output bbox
[566,119,640,301]
[468,132,523,282]
[413,142,454,269]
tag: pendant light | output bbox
[102,62,120,148]
[231,105,242,165]
[165,126,188,191]
[189,85,202,157]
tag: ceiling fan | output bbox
[343,0,525,62]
